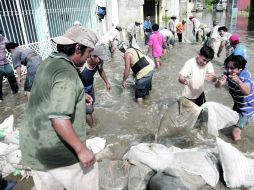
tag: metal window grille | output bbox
[1,0,98,82]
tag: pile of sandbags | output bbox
[123,143,219,189]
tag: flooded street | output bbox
[1,9,254,190]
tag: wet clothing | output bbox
[135,71,153,98]
[80,62,99,95]
[126,48,154,98]
[80,62,100,114]
[20,52,87,170]
[148,31,164,58]
[12,47,42,91]
[226,68,254,117]
[0,36,18,100]
[179,57,214,102]
[233,44,247,60]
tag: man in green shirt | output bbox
[20,26,99,190]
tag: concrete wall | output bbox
[118,0,141,27]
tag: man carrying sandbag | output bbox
[118,42,154,103]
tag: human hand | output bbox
[229,73,240,84]
[85,93,93,105]
[205,73,215,81]
[218,74,227,82]
[77,147,96,168]
[121,81,126,88]
[106,83,112,91]
[179,76,189,85]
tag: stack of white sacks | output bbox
[0,115,106,178]
[124,100,254,189]
[123,139,254,188]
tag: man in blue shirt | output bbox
[229,34,247,61]
[143,15,152,45]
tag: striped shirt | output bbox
[226,69,254,116]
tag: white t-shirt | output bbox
[192,18,201,30]
[179,57,214,99]
[127,23,140,35]
[159,29,173,39]
[98,28,119,46]
[221,32,233,57]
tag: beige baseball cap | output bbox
[52,26,98,48]
[91,45,109,61]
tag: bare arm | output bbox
[51,118,96,167]
[146,45,152,56]
[178,74,189,85]
[121,53,131,88]
[230,73,251,95]
[98,64,112,91]
[217,41,225,57]
[215,74,227,88]
[15,66,21,84]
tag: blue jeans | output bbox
[236,113,252,129]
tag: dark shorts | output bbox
[86,103,94,114]
[135,71,153,99]
[24,74,35,92]
[188,91,206,107]
[85,88,95,114]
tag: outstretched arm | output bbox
[122,53,131,88]
[99,64,112,91]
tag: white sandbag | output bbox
[86,137,106,154]
[7,149,21,165]
[123,143,174,171]
[4,129,19,145]
[201,102,239,136]
[173,151,219,187]
[0,142,19,155]
[128,160,155,190]
[99,160,129,190]
[0,115,14,138]
[0,142,9,155]
[217,138,254,188]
